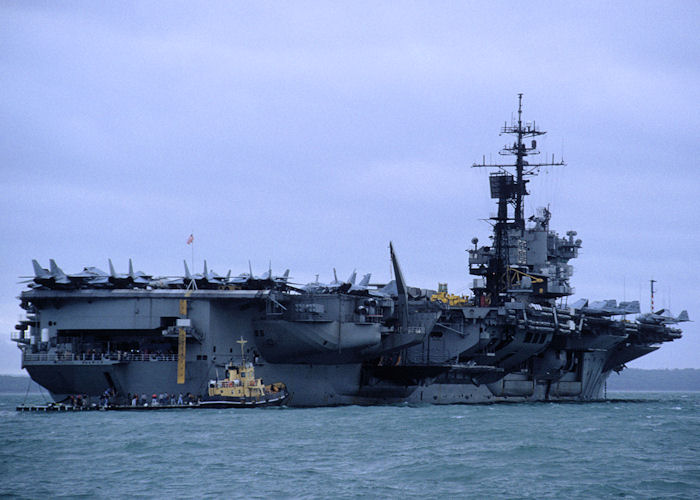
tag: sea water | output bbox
[1,392,698,499]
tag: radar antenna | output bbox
[471,94,565,303]
[473,93,565,229]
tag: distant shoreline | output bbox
[605,368,700,392]
[2,368,699,394]
[607,389,700,393]
[0,375,44,394]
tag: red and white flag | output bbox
[186,234,194,245]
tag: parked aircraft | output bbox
[109,259,150,288]
[348,273,372,294]
[571,299,640,316]
[26,259,71,288]
[637,309,690,325]
[296,269,357,294]
[226,262,291,290]
[70,266,110,287]
[184,260,227,289]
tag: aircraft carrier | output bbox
[12,96,687,407]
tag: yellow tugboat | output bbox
[200,337,288,408]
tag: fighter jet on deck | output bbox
[25,259,72,288]
[184,260,227,289]
[297,269,357,294]
[637,309,690,325]
[348,273,372,294]
[69,266,110,287]
[571,299,640,316]
[226,263,291,290]
[109,259,150,288]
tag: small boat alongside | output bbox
[200,337,289,408]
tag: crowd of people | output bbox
[66,389,201,408]
[127,392,200,407]
[67,394,90,408]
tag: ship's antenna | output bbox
[473,93,565,230]
[471,94,565,303]
[650,279,656,313]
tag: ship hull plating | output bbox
[22,333,611,407]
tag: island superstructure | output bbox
[11,96,687,406]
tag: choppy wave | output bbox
[1,392,699,499]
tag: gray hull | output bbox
[23,327,614,407]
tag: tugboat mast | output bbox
[237,336,247,364]
[472,94,565,303]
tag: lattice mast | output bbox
[472,94,565,302]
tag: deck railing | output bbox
[22,352,179,362]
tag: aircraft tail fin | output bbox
[348,270,357,285]
[359,273,371,287]
[184,260,192,280]
[109,259,116,277]
[128,259,134,278]
[32,259,47,277]
[677,310,690,322]
[389,242,407,297]
[379,280,398,296]
[620,300,640,314]
[571,298,588,310]
[389,242,408,332]
[49,259,67,279]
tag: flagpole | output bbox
[191,231,194,272]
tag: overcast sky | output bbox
[1,1,698,373]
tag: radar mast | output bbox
[471,94,565,304]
